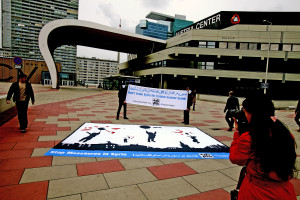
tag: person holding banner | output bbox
[182,87,193,125]
[116,85,129,120]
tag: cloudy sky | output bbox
[77,0,300,62]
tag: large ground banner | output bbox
[45,123,229,159]
[125,85,188,110]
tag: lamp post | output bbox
[263,20,272,94]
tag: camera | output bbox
[231,108,249,134]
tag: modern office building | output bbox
[136,11,193,40]
[1,0,78,73]
[76,57,119,86]
[121,11,300,100]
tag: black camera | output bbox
[231,108,249,135]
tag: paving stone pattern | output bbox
[0,84,299,200]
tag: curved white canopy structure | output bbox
[39,19,166,88]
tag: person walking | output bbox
[229,93,297,200]
[6,74,35,133]
[116,84,128,120]
[224,91,239,131]
[295,99,300,131]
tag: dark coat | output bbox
[118,87,127,103]
[6,82,35,103]
[224,96,239,112]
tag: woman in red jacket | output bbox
[229,93,297,200]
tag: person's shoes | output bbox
[116,118,119,120]
[21,129,26,133]
[228,128,233,131]
[124,117,129,120]
[181,122,185,123]
[185,123,189,125]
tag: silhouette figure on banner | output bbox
[185,133,200,144]
[146,131,157,142]
[140,125,158,143]
[79,127,105,143]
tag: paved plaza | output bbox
[0,83,299,200]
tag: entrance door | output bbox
[44,79,52,85]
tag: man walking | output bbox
[6,74,35,133]
[224,91,239,131]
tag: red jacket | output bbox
[229,131,296,200]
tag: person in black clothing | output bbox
[295,99,300,131]
[224,91,239,131]
[192,89,197,111]
[116,85,129,120]
[182,87,193,125]
[6,74,35,133]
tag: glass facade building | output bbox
[135,12,193,40]
[1,0,79,73]
[136,20,169,40]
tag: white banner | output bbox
[45,123,230,159]
[126,85,188,110]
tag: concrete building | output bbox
[0,48,11,57]
[1,0,78,73]
[136,11,193,40]
[38,12,300,100]
[121,11,300,100]
[76,57,119,86]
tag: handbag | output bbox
[230,165,247,200]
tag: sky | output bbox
[77,0,300,62]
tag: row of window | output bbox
[179,41,300,52]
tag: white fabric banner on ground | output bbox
[45,123,230,159]
[126,84,188,110]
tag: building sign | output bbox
[231,14,241,24]
[176,13,221,35]
[176,11,300,36]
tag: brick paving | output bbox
[0,83,299,200]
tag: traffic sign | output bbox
[13,57,23,65]
[14,65,22,69]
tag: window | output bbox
[207,42,216,48]
[219,42,227,49]
[206,62,214,69]
[199,41,216,48]
[228,42,236,49]
[197,61,214,69]
[292,44,300,51]
[261,44,269,51]
[198,41,206,48]
[240,43,248,50]
[249,43,258,50]
[270,44,279,51]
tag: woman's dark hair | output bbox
[242,93,297,181]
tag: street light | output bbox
[263,19,272,94]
